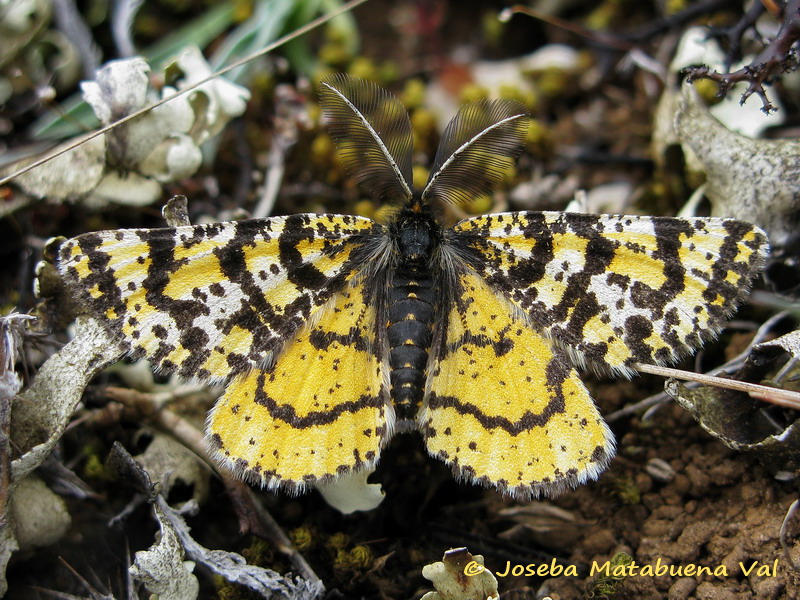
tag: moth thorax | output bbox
[396,212,437,266]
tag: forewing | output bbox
[450,211,768,374]
[319,73,414,202]
[58,214,383,380]
[207,277,391,491]
[422,271,614,499]
[422,99,528,205]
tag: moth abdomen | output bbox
[387,266,437,421]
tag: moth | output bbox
[58,74,768,499]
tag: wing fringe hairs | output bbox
[57,74,769,500]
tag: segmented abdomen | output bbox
[387,268,436,420]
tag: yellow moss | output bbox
[608,476,641,505]
[577,49,595,73]
[694,78,722,105]
[465,195,493,215]
[378,60,399,84]
[83,453,108,481]
[353,200,376,219]
[232,0,253,22]
[499,83,538,111]
[325,21,349,44]
[310,133,335,168]
[590,552,634,599]
[537,67,571,98]
[584,0,623,30]
[349,545,374,569]
[497,83,524,105]
[402,78,427,110]
[664,0,689,14]
[241,537,272,565]
[326,532,350,550]
[500,163,517,185]
[349,57,379,82]
[288,526,315,552]
[459,84,489,104]
[412,165,430,190]
[411,108,437,153]
[411,108,437,139]
[482,9,505,46]
[213,579,239,600]
[526,119,548,145]
[525,119,553,157]
[248,72,273,100]
[318,42,351,69]
[333,548,352,573]
[306,102,321,125]
[311,67,336,88]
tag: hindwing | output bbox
[207,277,391,491]
[422,270,614,498]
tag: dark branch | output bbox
[684,0,800,113]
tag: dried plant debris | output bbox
[11,315,124,482]
[753,327,800,410]
[0,526,17,598]
[0,317,70,597]
[8,474,72,552]
[665,327,800,472]
[763,233,800,296]
[755,328,800,365]
[672,85,800,244]
[109,444,325,599]
[163,496,325,600]
[656,48,799,293]
[0,0,81,106]
[683,0,800,113]
[2,314,123,592]
[0,314,34,596]
[10,47,250,207]
[8,133,107,202]
[496,503,579,536]
[670,26,785,137]
[666,380,800,466]
[420,547,498,600]
[132,430,210,508]
[0,313,33,403]
[162,194,192,228]
[129,496,200,600]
